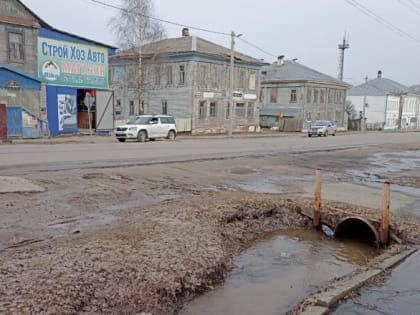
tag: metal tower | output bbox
[338,35,350,81]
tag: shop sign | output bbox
[203,92,215,98]
[244,94,257,100]
[5,81,20,89]
[233,91,243,101]
[38,37,109,89]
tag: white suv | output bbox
[115,115,177,142]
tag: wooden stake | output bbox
[314,169,322,228]
[380,181,391,246]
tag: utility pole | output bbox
[362,75,368,132]
[338,35,350,81]
[228,31,235,137]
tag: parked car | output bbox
[115,115,177,142]
[308,120,336,137]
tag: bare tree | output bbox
[109,0,166,115]
[109,0,166,49]
[345,100,357,119]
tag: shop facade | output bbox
[37,28,116,136]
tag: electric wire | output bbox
[343,0,419,43]
[87,0,231,36]
[397,0,420,16]
[86,0,278,59]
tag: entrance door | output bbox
[0,104,7,141]
[96,90,114,132]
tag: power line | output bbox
[237,37,277,59]
[343,0,419,43]
[87,0,231,36]
[86,0,278,60]
[397,0,420,16]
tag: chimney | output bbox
[278,55,285,66]
[377,70,382,78]
[182,28,190,37]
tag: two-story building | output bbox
[110,28,265,134]
[346,71,420,130]
[259,56,349,131]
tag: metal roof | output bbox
[347,77,407,96]
[113,36,265,65]
[259,106,301,117]
[408,85,420,95]
[0,64,40,82]
[261,60,349,86]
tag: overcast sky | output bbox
[21,0,420,86]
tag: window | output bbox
[314,89,319,104]
[239,70,246,88]
[179,65,185,86]
[128,66,137,88]
[316,112,321,120]
[306,88,312,104]
[200,65,207,87]
[249,72,256,90]
[306,112,312,121]
[211,66,219,88]
[236,103,245,118]
[226,102,230,119]
[199,101,207,120]
[290,89,297,103]
[320,89,325,104]
[270,88,278,103]
[209,102,217,117]
[129,100,134,116]
[155,65,161,86]
[247,102,254,119]
[334,90,338,104]
[8,32,24,62]
[328,89,333,104]
[167,65,173,85]
[162,100,167,115]
[115,99,121,115]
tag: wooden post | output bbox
[380,181,391,246]
[314,169,322,228]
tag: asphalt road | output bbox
[1,132,419,173]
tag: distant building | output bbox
[347,71,420,130]
[260,56,349,131]
[110,29,265,134]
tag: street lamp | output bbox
[228,31,242,138]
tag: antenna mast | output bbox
[338,34,350,81]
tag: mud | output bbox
[1,141,420,314]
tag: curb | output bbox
[299,247,418,313]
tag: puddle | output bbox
[348,151,420,216]
[228,167,258,175]
[237,177,282,194]
[181,229,377,315]
[333,251,420,315]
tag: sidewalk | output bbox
[3,130,306,145]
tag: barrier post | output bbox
[380,181,391,246]
[314,169,322,228]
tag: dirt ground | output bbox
[1,141,420,314]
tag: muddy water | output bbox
[333,251,420,315]
[181,229,377,315]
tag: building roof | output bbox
[0,64,40,82]
[112,36,265,65]
[347,73,407,96]
[261,60,349,87]
[260,106,301,117]
[15,0,116,49]
[408,85,420,95]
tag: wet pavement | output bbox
[181,229,377,315]
[333,251,420,315]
